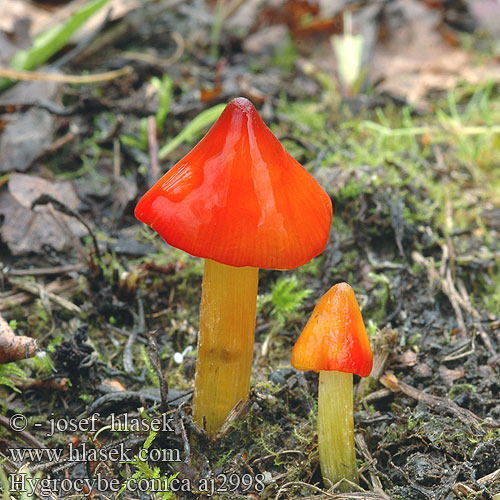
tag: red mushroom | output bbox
[292,282,372,490]
[136,97,332,435]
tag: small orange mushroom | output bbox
[292,282,373,490]
[135,97,332,435]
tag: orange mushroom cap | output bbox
[135,97,332,269]
[291,283,373,377]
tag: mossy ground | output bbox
[1,3,499,499]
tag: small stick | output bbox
[175,409,190,463]
[0,279,78,311]
[5,263,85,277]
[477,467,500,485]
[380,373,494,431]
[122,31,185,68]
[8,278,81,314]
[123,290,146,374]
[147,330,169,413]
[412,249,496,356]
[355,434,392,499]
[0,414,45,449]
[123,328,137,374]
[147,115,160,187]
[0,66,132,84]
[456,278,496,356]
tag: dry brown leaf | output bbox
[0,79,62,173]
[396,349,418,367]
[0,0,52,35]
[439,365,465,387]
[372,0,500,106]
[0,173,87,255]
[415,362,432,377]
[467,0,500,39]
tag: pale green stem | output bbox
[318,370,358,491]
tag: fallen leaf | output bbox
[467,0,500,39]
[396,349,418,367]
[439,365,465,387]
[0,79,61,173]
[0,0,51,35]
[243,25,289,54]
[0,173,87,255]
[372,0,500,106]
[415,363,432,377]
[111,175,137,221]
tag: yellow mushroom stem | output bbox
[192,259,259,436]
[318,370,358,491]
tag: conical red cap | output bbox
[291,283,373,377]
[135,97,332,269]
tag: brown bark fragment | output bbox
[0,314,38,364]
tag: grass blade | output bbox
[158,103,226,160]
[0,0,110,92]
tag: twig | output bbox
[8,278,81,314]
[0,66,133,84]
[355,434,392,499]
[4,264,84,278]
[41,131,77,155]
[275,481,387,500]
[478,467,500,485]
[444,196,456,280]
[380,373,497,432]
[123,329,137,374]
[275,481,336,500]
[122,31,185,68]
[175,409,190,463]
[147,115,160,188]
[412,249,496,357]
[0,451,18,474]
[439,244,466,334]
[111,138,124,224]
[0,414,45,449]
[0,313,39,363]
[123,290,146,374]
[0,280,78,312]
[214,398,252,439]
[147,330,169,413]
[10,376,69,391]
[455,278,496,357]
